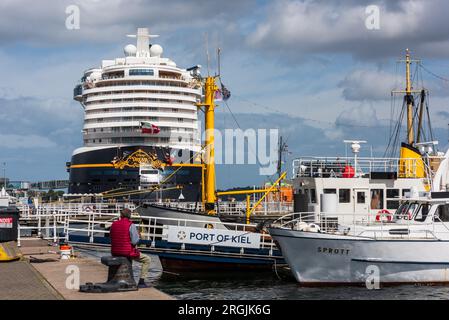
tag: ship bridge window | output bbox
[436,204,449,222]
[402,189,411,197]
[370,189,384,210]
[357,192,366,204]
[414,204,430,222]
[311,189,316,203]
[339,189,351,203]
[387,189,399,198]
[102,71,124,79]
[387,200,400,210]
[387,188,400,209]
[305,189,316,204]
[323,189,336,194]
[129,69,154,76]
[141,170,159,175]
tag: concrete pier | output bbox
[0,238,173,300]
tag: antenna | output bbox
[277,136,289,182]
[217,47,221,77]
[126,28,159,58]
[343,140,367,177]
[205,33,210,77]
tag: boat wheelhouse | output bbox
[292,141,444,224]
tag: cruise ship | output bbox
[67,28,203,201]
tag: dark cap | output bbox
[121,208,132,218]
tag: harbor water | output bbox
[79,249,449,300]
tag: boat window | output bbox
[387,189,399,198]
[386,200,400,210]
[436,204,449,222]
[129,69,154,76]
[386,189,400,210]
[339,189,350,203]
[310,189,317,203]
[370,189,384,210]
[395,202,417,220]
[414,204,430,222]
[141,170,158,175]
[323,189,336,194]
[357,192,365,204]
[395,202,409,218]
[402,189,410,197]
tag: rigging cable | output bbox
[420,63,449,83]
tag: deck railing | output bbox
[17,202,279,254]
[292,156,439,179]
[144,200,293,216]
[272,211,449,240]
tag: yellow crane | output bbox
[196,76,287,220]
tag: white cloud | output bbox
[338,69,398,101]
[335,102,379,127]
[247,0,449,60]
[0,0,254,45]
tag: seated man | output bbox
[110,208,151,288]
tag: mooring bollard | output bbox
[79,256,137,293]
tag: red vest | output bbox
[110,217,140,258]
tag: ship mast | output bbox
[405,49,414,144]
[392,49,423,146]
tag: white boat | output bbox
[268,50,449,285]
[292,141,443,225]
[0,187,18,207]
[291,50,444,225]
[269,190,449,285]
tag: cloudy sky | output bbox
[1,0,449,188]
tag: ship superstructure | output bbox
[291,50,445,225]
[68,28,203,200]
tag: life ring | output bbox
[376,209,392,222]
[82,205,93,212]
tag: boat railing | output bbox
[145,201,293,216]
[64,212,276,251]
[18,202,136,220]
[292,156,431,178]
[272,211,449,240]
[17,202,135,245]
[17,207,277,252]
[18,211,72,246]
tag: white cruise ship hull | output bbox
[269,228,449,285]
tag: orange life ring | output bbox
[376,209,392,222]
